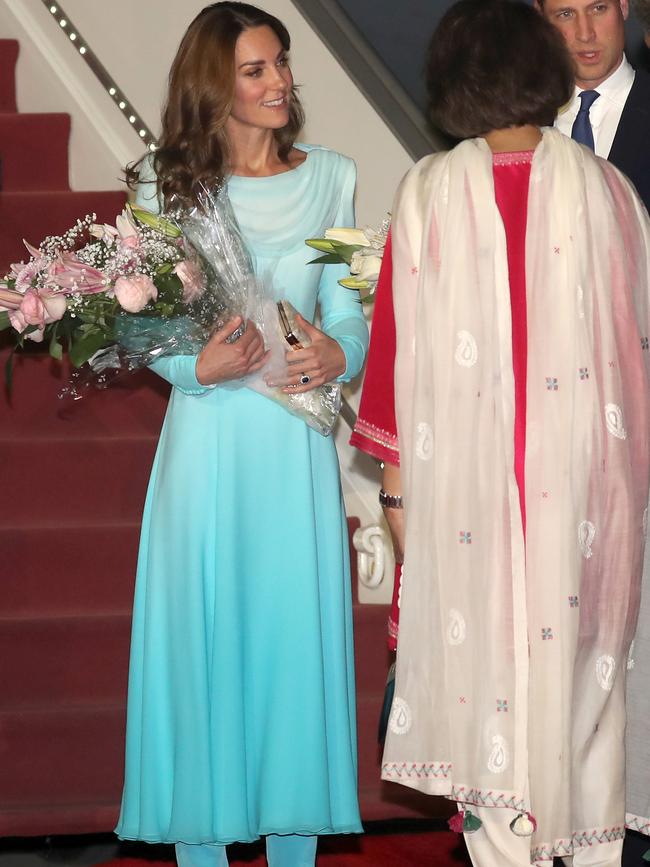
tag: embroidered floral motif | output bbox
[596,654,616,691]
[568,595,579,608]
[389,697,413,734]
[542,627,554,640]
[546,377,558,391]
[415,422,433,461]
[411,266,418,275]
[450,785,525,811]
[578,520,596,559]
[447,609,467,645]
[496,699,508,712]
[579,367,589,380]
[454,330,478,368]
[641,337,649,351]
[605,403,627,440]
[459,531,472,545]
[487,734,509,774]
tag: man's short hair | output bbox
[426,0,574,139]
[633,0,650,31]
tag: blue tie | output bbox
[571,90,600,150]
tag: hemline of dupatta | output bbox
[531,825,626,862]
[626,812,650,836]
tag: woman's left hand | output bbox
[266,313,346,394]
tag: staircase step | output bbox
[0,113,70,191]
[0,436,156,524]
[0,40,18,113]
[0,614,131,708]
[0,189,127,274]
[1,348,170,439]
[2,524,140,617]
[0,706,124,816]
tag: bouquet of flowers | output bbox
[0,188,341,436]
[305,218,389,302]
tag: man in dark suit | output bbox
[537,0,650,210]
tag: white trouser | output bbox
[462,804,623,867]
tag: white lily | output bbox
[324,227,371,247]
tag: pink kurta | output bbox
[352,154,534,641]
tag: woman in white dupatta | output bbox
[368,2,650,865]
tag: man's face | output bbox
[537,0,628,89]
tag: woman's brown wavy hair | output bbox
[125,2,305,209]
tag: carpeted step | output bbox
[0,613,131,709]
[2,350,170,439]
[0,189,127,274]
[0,113,70,191]
[0,40,19,113]
[0,436,157,524]
[0,705,125,833]
[2,524,140,617]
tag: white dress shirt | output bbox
[555,57,636,158]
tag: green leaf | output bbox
[338,277,370,290]
[49,327,63,361]
[305,238,336,254]
[129,204,182,238]
[69,327,109,368]
[0,310,11,331]
[307,254,346,266]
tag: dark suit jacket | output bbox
[608,68,650,211]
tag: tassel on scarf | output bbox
[448,810,482,834]
[510,812,537,837]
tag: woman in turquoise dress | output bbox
[115,4,368,865]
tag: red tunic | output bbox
[351,151,534,648]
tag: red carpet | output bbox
[100,828,472,866]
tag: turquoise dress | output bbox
[115,146,368,845]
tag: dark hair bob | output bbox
[426,0,574,139]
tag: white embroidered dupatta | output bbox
[384,128,650,861]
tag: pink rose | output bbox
[173,258,206,304]
[42,291,67,323]
[20,288,46,327]
[114,274,157,313]
[8,307,44,342]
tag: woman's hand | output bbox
[266,313,346,394]
[196,316,269,386]
[382,462,404,564]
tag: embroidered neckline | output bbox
[492,150,535,167]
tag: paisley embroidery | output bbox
[416,422,433,461]
[447,609,466,646]
[604,404,626,440]
[389,697,413,735]
[487,734,509,774]
[596,654,616,691]
[455,331,478,368]
[578,521,596,559]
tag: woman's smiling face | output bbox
[228,25,293,133]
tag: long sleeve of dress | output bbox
[317,161,369,382]
[349,230,399,464]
